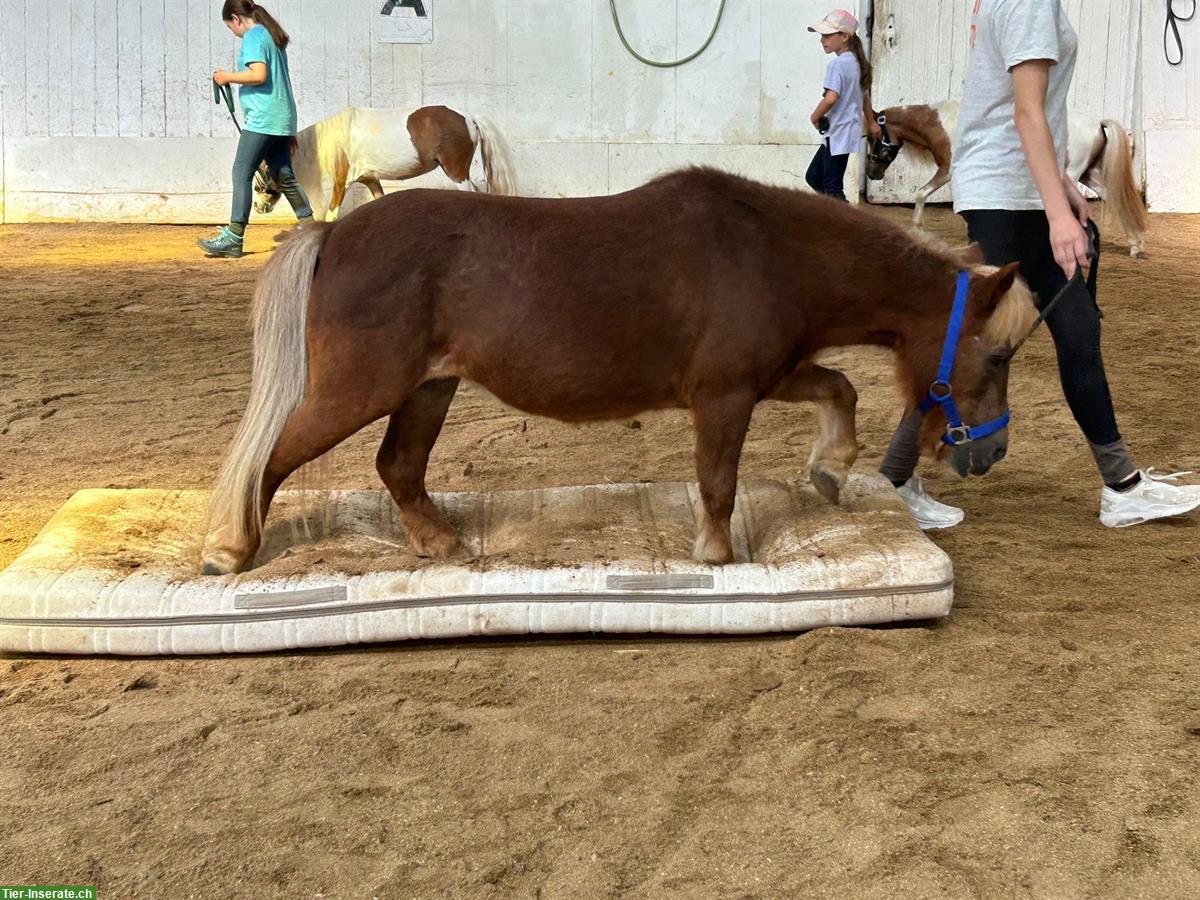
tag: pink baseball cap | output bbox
[808,9,859,35]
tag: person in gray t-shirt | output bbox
[879,0,1200,530]
[805,9,874,202]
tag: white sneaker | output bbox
[895,476,965,530]
[1099,469,1200,528]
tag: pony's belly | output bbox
[422,355,677,422]
[354,141,422,180]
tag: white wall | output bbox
[1141,0,1200,212]
[0,0,867,223]
[5,1,1192,220]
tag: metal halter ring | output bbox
[928,380,952,400]
[946,425,972,445]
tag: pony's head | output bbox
[902,261,1037,478]
[253,164,281,213]
[865,127,903,181]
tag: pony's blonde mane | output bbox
[891,223,1038,347]
[976,264,1039,346]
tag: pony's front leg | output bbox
[769,363,858,504]
[690,392,756,565]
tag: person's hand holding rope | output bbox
[1055,176,1093,279]
[1049,211,1091,280]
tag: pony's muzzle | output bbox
[948,430,1009,478]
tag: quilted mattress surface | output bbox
[0,474,953,655]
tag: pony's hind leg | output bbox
[376,378,463,558]
[912,169,950,228]
[202,395,386,575]
[690,392,756,565]
[769,363,858,504]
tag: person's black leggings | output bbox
[880,209,1129,485]
[805,142,849,202]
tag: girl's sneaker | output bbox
[197,227,244,258]
[1099,469,1200,527]
[895,476,965,530]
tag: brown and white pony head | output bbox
[865,119,904,181]
[252,164,280,214]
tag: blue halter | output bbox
[917,270,1011,447]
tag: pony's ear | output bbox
[958,242,985,266]
[973,261,1020,316]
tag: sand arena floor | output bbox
[0,206,1198,897]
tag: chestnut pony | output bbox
[203,168,1035,575]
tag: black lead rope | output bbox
[1008,220,1101,357]
[1166,0,1195,66]
[213,81,242,133]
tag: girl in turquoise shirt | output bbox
[199,1,313,259]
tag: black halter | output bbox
[867,113,903,167]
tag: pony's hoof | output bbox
[809,465,843,505]
[693,534,734,566]
[200,549,250,576]
[1131,247,1147,259]
[411,528,463,559]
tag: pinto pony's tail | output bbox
[473,115,519,195]
[1099,119,1148,255]
[207,225,330,551]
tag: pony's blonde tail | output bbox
[1099,119,1148,251]
[473,115,519,195]
[208,225,330,549]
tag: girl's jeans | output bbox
[231,130,312,226]
[805,142,850,202]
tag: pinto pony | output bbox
[254,105,518,221]
[866,99,1148,257]
[203,168,1036,575]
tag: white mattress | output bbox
[0,474,953,656]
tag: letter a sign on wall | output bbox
[376,0,433,43]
